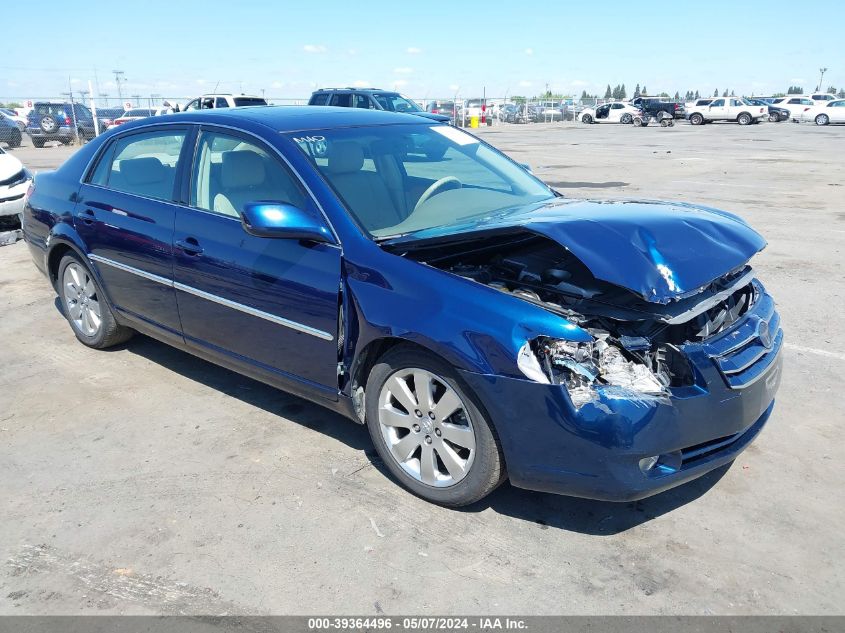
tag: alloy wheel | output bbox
[377,368,476,488]
[63,262,102,337]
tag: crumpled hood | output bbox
[0,153,24,181]
[391,198,767,304]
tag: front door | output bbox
[75,126,191,340]
[172,128,342,392]
[707,99,726,120]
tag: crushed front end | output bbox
[393,229,783,500]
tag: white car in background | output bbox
[808,93,839,105]
[804,99,845,125]
[180,94,268,111]
[770,96,815,121]
[0,146,32,229]
[579,102,642,124]
[687,97,767,125]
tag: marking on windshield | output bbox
[430,126,478,146]
[292,135,326,144]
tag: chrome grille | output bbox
[707,290,783,389]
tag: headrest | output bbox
[120,157,166,185]
[327,142,365,174]
[221,151,266,188]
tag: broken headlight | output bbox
[518,334,669,409]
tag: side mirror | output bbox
[241,202,334,243]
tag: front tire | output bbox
[365,346,506,507]
[737,113,752,125]
[815,114,829,126]
[690,113,704,125]
[57,253,133,349]
[581,114,593,124]
[620,113,633,124]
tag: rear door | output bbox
[75,125,192,341]
[828,101,845,122]
[172,127,341,392]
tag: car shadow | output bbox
[56,298,731,535]
[461,463,732,535]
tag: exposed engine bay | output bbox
[387,231,758,407]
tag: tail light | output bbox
[25,181,35,203]
[431,108,439,113]
[65,117,71,125]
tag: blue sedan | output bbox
[22,107,782,506]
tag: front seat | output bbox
[213,150,299,217]
[325,141,402,232]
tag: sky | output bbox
[2,0,843,104]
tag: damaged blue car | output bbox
[23,107,782,506]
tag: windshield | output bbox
[372,93,421,113]
[289,124,554,238]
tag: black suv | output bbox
[308,88,450,123]
[26,102,96,147]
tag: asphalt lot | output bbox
[1,120,843,615]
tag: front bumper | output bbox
[0,181,29,217]
[459,290,783,502]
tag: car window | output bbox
[731,99,743,107]
[611,103,623,109]
[215,97,229,108]
[329,93,352,107]
[233,97,267,107]
[372,94,421,113]
[829,101,845,108]
[353,94,374,109]
[290,124,553,236]
[190,131,306,218]
[89,130,186,201]
[710,99,724,107]
[309,93,330,106]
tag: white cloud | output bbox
[196,79,207,85]
[271,81,284,89]
[393,79,409,88]
[789,77,805,84]
[519,80,532,87]
[352,80,370,88]
[449,84,460,92]
[406,47,422,54]
[347,48,358,56]
[570,79,588,87]
[70,78,81,85]
[524,48,534,56]
[303,44,327,54]
[393,67,413,74]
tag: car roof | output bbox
[122,105,437,132]
[315,88,391,93]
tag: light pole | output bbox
[817,67,828,92]
[150,93,161,109]
[131,94,141,108]
[112,70,125,105]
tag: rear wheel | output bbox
[690,113,704,125]
[815,114,829,126]
[8,131,21,148]
[365,346,506,506]
[57,253,134,349]
[657,110,669,120]
[32,138,44,148]
[737,113,752,125]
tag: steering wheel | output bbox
[413,177,462,213]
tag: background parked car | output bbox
[771,96,815,121]
[687,97,767,125]
[25,101,95,147]
[94,107,125,132]
[746,98,789,122]
[0,112,23,148]
[309,88,450,123]
[804,99,845,125]
[808,93,839,105]
[0,146,31,230]
[631,96,684,119]
[108,108,163,129]
[0,108,26,131]
[425,101,457,120]
[580,102,642,124]
[181,94,268,110]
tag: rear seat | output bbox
[109,156,176,200]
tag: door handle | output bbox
[175,237,204,256]
[78,209,96,225]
